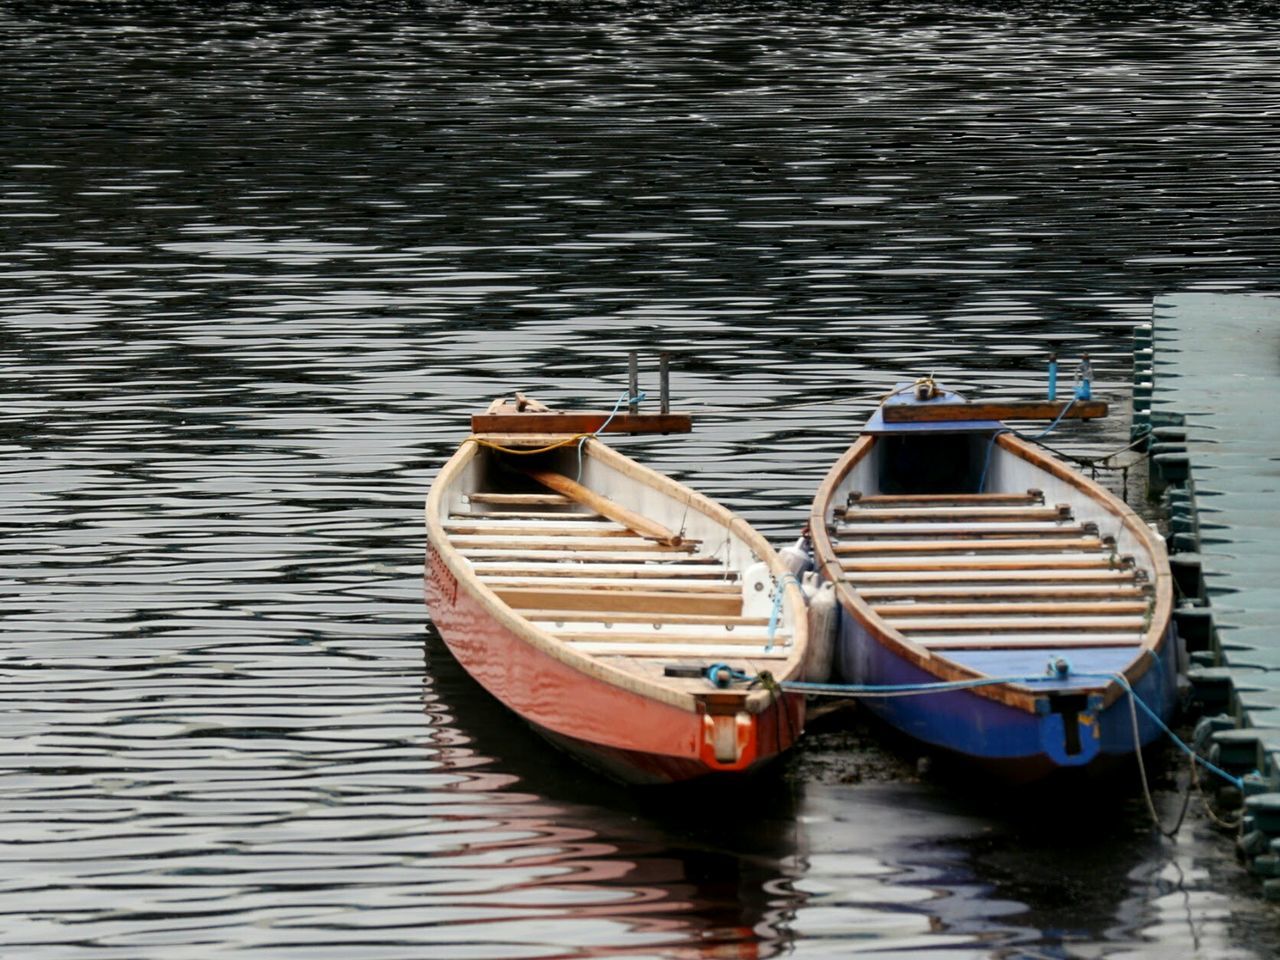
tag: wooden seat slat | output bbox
[569,642,793,659]
[559,631,791,645]
[874,601,1150,618]
[494,586,743,615]
[894,616,1147,633]
[922,635,1143,650]
[463,549,713,564]
[523,610,764,626]
[451,510,605,522]
[453,535,697,553]
[835,538,1105,556]
[840,504,1072,523]
[857,584,1147,600]
[848,490,1043,506]
[843,569,1138,584]
[840,555,1129,572]
[476,564,738,581]
[837,522,1091,539]
[467,492,574,506]
[482,576,742,593]
[444,520,632,536]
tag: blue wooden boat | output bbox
[807,381,1180,782]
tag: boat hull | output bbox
[834,605,1180,781]
[426,543,803,785]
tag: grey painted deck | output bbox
[1142,292,1280,754]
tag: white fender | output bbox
[803,570,837,683]
[778,535,811,578]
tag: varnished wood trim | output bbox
[881,400,1108,422]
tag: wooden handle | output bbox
[521,467,684,546]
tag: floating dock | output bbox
[1134,292,1280,893]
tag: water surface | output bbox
[4,3,1280,956]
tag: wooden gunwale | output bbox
[428,436,806,717]
[809,432,1171,713]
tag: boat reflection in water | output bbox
[426,629,1263,958]
[423,628,799,958]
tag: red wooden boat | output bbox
[425,395,809,785]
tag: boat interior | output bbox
[436,441,801,691]
[826,432,1159,680]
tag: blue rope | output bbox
[766,573,800,652]
[978,399,1079,492]
[576,390,646,481]
[705,662,751,688]
[778,672,1245,790]
[1024,397,1077,440]
[1089,671,1246,791]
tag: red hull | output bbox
[426,545,803,785]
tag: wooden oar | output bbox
[518,467,684,546]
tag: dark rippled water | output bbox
[5,3,1280,956]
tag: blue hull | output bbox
[834,605,1180,779]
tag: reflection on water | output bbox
[5,1,1280,956]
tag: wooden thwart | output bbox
[840,555,1128,572]
[454,534,696,553]
[495,586,743,616]
[452,509,602,521]
[850,490,1043,506]
[881,400,1108,423]
[857,584,1147,600]
[527,610,765,626]
[845,568,1138,584]
[891,616,1147,633]
[837,522,1094,539]
[466,492,574,506]
[474,562,733,579]
[484,576,742,593]
[922,635,1141,650]
[873,601,1150,617]
[568,642,792,659]
[834,537,1105,555]
[842,505,1072,523]
[560,631,789,645]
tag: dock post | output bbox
[659,352,670,415]
[628,352,639,415]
